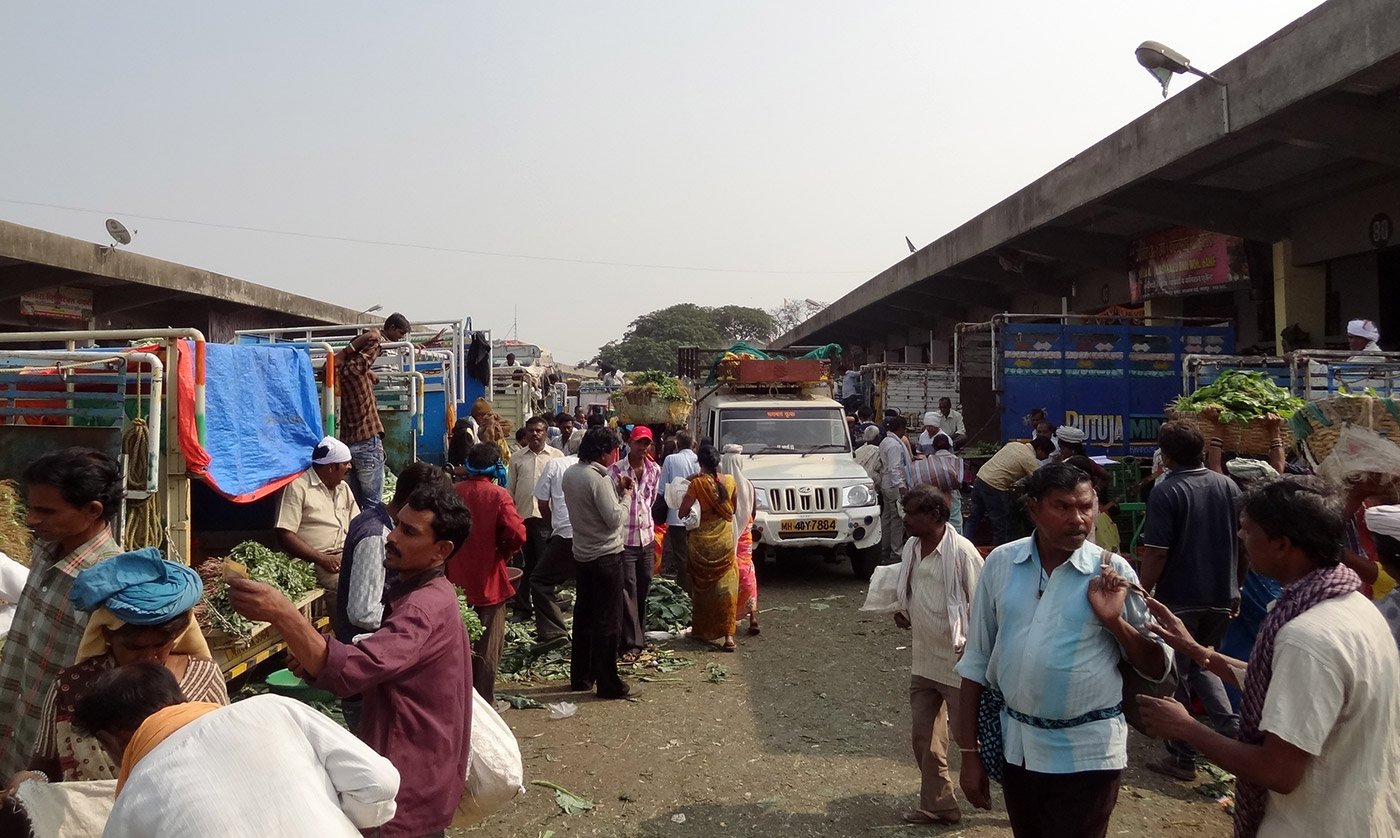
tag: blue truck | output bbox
[955,314,1235,456]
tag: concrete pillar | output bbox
[1143,296,1183,322]
[1273,239,1326,353]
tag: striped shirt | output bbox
[955,536,1170,774]
[0,528,123,776]
[609,457,662,547]
[336,333,384,444]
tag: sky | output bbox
[1,1,1327,364]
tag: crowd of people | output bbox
[861,391,1400,836]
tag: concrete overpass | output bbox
[774,0,1400,361]
[0,219,369,342]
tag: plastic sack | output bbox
[681,506,702,531]
[859,563,902,613]
[452,688,526,829]
[15,778,115,838]
[1316,424,1400,485]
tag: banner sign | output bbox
[1129,227,1249,302]
[20,286,93,321]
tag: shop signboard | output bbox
[19,285,94,321]
[1129,227,1250,302]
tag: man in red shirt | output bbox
[451,443,527,703]
[228,482,473,838]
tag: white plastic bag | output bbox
[681,505,702,531]
[452,688,526,828]
[1317,424,1400,485]
[859,563,902,613]
[15,779,114,838]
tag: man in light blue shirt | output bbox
[659,430,700,588]
[954,463,1170,838]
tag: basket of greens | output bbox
[1169,370,1303,454]
[611,370,693,425]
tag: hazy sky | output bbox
[2,1,1325,363]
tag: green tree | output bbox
[596,303,776,371]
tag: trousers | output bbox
[346,436,385,512]
[967,478,1012,545]
[1164,608,1240,762]
[571,553,627,698]
[910,675,964,818]
[880,487,905,563]
[530,535,575,643]
[1002,762,1121,838]
[619,544,654,654]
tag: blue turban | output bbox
[69,547,204,625]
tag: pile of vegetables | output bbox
[621,370,690,403]
[1172,370,1304,424]
[457,593,485,642]
[197,541,319,644]
[645,577,692,633]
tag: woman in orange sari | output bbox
[679,443,739,651]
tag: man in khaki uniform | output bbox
[276,436,359,613]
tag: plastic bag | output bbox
[452,688,526,829]
[1316,424,1400,485]
[859,563,902,613]
[681,506,701,531]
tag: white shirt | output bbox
[936,408,965,437]
[1257,592,1400,838]
[878,435,912,491]
[105,695,400,838]
[535,455,580,538]
[0,552,27,638]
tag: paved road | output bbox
[460,553,1231,837]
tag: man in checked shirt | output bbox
[0,448,124,781]
[336,312,411,512]
[608,425,662,662]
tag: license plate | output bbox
[779,518,837,534]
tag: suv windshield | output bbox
[717,407,851,454]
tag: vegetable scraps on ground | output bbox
[1172,370,1305,424]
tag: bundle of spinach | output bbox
[228,541,318,600]
[457,593,485,642]
[646,577,692,633]
[1173,370,1304,424]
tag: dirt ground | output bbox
[458,555,1232,838]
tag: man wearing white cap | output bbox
[1347,318,1381,353]
[915,412,944,456]
[276,436,361,613]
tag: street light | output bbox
[1135,40,1224,98]
[355,303,383,319]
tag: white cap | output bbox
[922,411,941,428]
[312,436,352,465]
[1348,319,1380,341]
[1055,426,1086,444]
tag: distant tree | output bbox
[768,298,828,336]
[595,303,776,372]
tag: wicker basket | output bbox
[610,387,692,426]
[1168,410,1293,456]
[1289,394,1400,463]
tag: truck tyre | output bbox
[851,545,881,580]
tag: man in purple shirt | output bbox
[230,483,473,838]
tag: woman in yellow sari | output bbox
[679,443,740,651]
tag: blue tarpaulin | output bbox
[191,343,323,502]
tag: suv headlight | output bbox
[844,483,875,507]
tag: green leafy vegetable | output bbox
[645,577,692,633]
[458,594,485,642]
[621,370,690,403]
[1173,370,1304,424]
[530,780,594,815]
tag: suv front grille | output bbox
[767,487,841,513]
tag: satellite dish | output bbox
[105,219,133,246]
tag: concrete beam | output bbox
[1011,228,1130,272]
[1099,180,1289,242]
[772,0,1400,346]
[1267,100,1400,169]
[0,220,367,325]
[94,284,185,316]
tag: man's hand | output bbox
[1136,695,1196,741]
[959,756,992,810]
[227,578,296,624]
[1087,567,1130,627]
[617,474,635,493]
[286,650,308,680]
[1143,597,1200,658]
[316,552,342,574]
[893,612,911,630]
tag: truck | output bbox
[858,362,958,422]
[678,347,883,579]
[954,314,1236,456]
